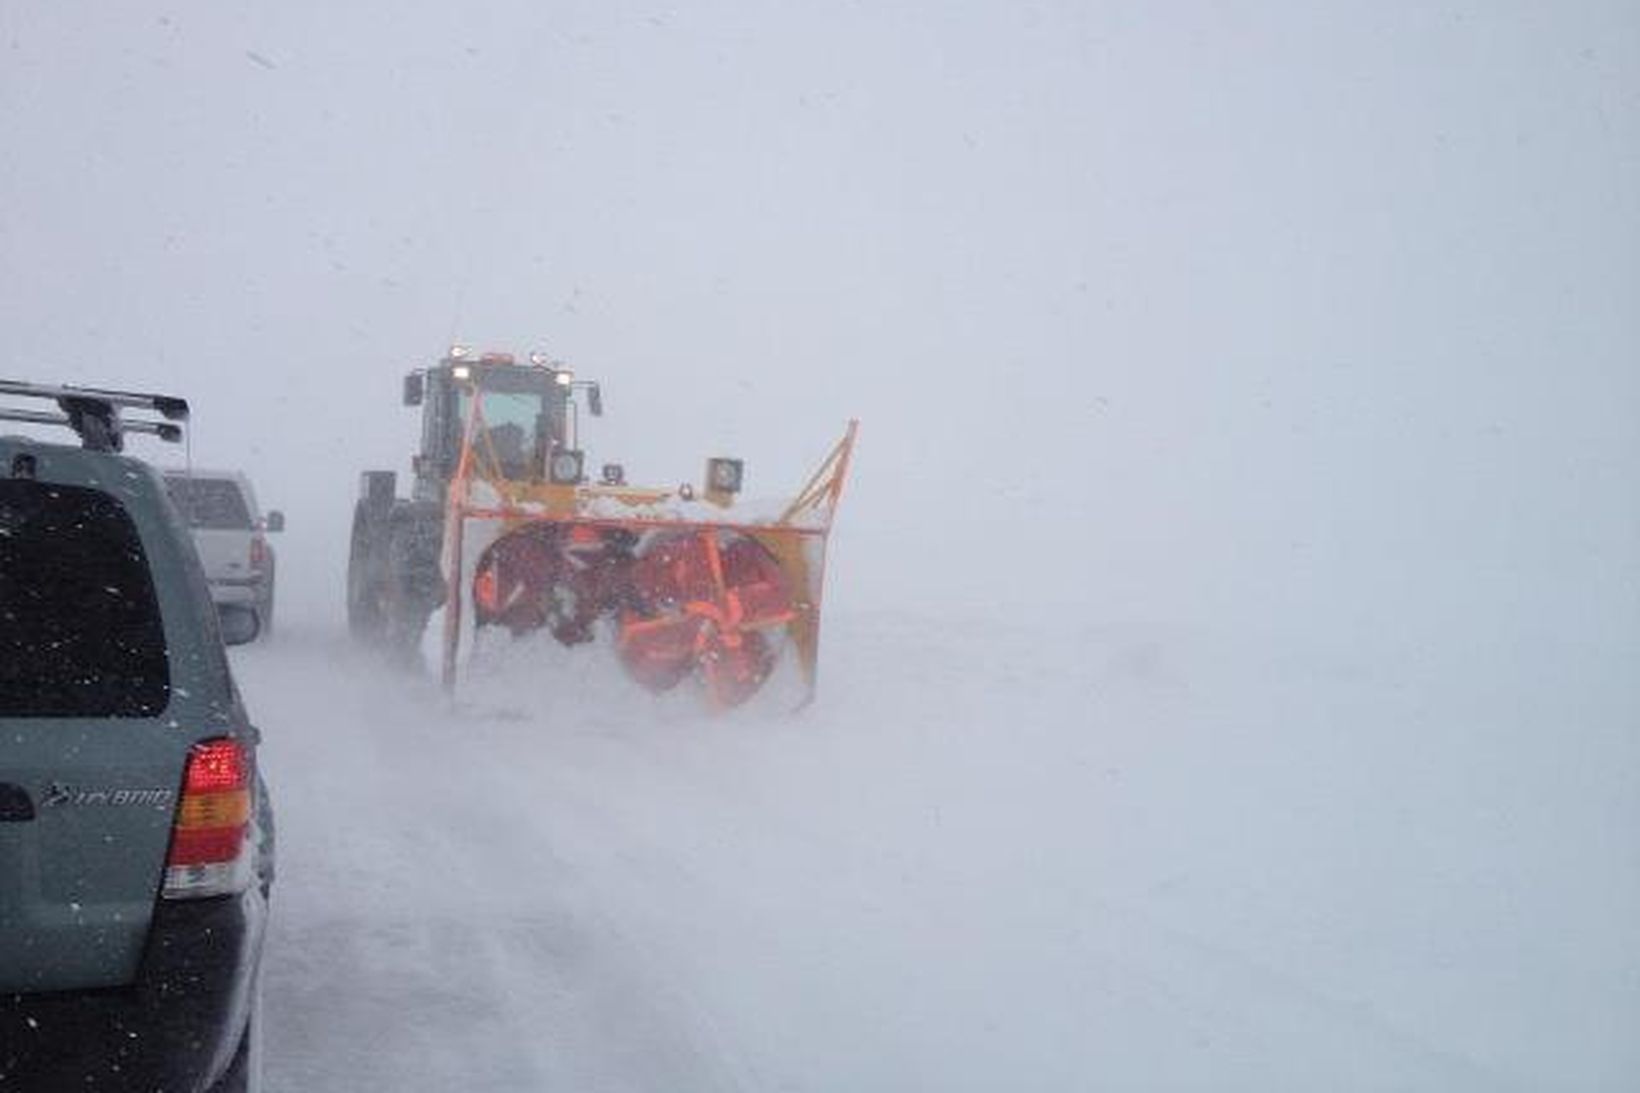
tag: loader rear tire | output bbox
[347,500,389,643]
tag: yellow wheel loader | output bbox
[347,347,856,709]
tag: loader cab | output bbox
[407,355,571,490]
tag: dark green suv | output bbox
[0,382,274,1092]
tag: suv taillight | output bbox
[163,738,254,900]
[249,535,268,570]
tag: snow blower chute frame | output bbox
[435,386,856,709]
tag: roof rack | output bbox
[0,379,189,453]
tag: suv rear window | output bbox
[164,476,252,530]
[0,481,170,717]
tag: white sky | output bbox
[0,1,1634,654]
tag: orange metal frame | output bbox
[437,392,858,708]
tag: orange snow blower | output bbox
[347,348,856,709]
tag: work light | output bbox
[550,450,584,484]
[706,457,744,494]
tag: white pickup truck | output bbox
[162,468,284,637]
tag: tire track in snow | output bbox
[236,629,742,1092]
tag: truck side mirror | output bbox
[403,372,425,407]
[586,383,603,417]
[263,510,286,533]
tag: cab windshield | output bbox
[456,372,554,473]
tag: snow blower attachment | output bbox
[348,348,856,709]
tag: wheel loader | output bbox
[347,347,856,708]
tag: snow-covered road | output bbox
[235,610,1638,1091]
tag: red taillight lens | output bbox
[184,738,248,793]
[163,738,254,899]
[250,535,268,570]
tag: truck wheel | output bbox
[347,500,388,643]
[258,577,276,640]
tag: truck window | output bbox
[457,389,548,472]
[164,477,254,530]
[0,481,170,717]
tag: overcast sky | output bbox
[1,1,1634,658]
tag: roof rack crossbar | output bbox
[0,380,189,420]
[122,419,184,442]
[0,408,71,429]
[0,378,189,452]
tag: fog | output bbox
[6,1,1631,629]
[2,2,1636,1088]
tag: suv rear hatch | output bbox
[0,443,244,993]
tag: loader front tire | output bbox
[381,505,445,667]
